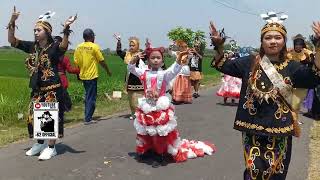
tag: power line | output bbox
[212,0,259,16]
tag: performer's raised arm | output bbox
[7,6,20,47]
[59,14,77,51]
[209,21,250,79]
[127,52,146,77]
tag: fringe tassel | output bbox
[291,111,301,137]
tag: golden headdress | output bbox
[128,36,140,49]
[124,36,140,64]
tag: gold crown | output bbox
[261,22,287,35]
[35,21,52,33]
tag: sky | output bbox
[0,0,319,49]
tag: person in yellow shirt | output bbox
[74,28,111,125]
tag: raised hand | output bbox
[145,38,151,48]
[209,21,225,47]
[113,33,121,41]
[10,6,20,23]
[64,14,77,28]
[130,52,145,64]
[312,21,320,39]
[177,50,190,65]
[189,48,196,53]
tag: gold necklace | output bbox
[273,59,289,71]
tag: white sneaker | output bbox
[26,143,47,156]
[38,146,57,160]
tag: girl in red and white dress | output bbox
[128,47,215,167]
[216,52,242,104]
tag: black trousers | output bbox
[242,133,292,180]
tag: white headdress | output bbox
[36,11,56,33]
[38,11,56,22]
[260,11,288,24]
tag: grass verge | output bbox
[307,120,320,180]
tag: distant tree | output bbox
[104,48,111,55]
[167,27,207,52]
[0,46,12,49]
[167,27,194,47]
[194,30,207,53]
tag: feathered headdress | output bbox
[36,11,56,33]
[260,11,288,36]
[38,11,56,21]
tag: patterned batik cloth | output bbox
[242,133,292,180]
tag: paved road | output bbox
[0,86,312,180]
